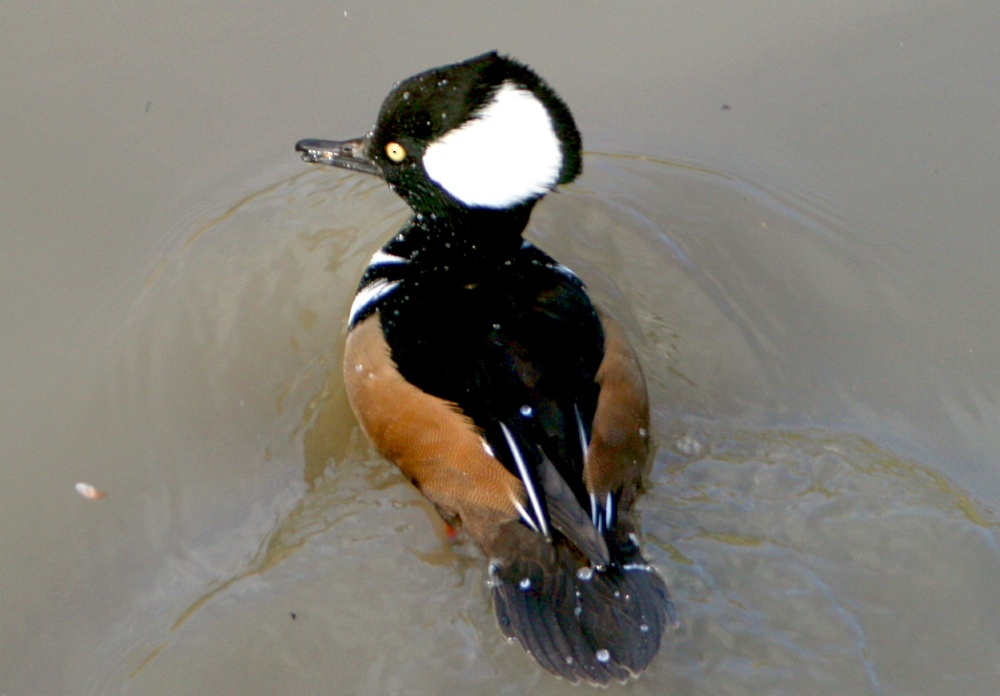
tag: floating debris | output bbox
[75,482,106,500]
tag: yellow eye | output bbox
[385,142,407,162]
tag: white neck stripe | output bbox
[348,277,400,325]
[369,250,408,266]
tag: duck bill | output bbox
[295,136,381,177]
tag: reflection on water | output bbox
[98,156,998,695]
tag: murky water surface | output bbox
[76,159,999,695]
[3,3,999,695]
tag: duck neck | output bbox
[385,203,536,273]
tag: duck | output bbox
[295,51,675,685]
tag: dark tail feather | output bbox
[489,535,676,685]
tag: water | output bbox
[74,157,998,695]
[4,3,1000,694]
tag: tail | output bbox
[488,524,676,685]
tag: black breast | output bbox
[379,244,605,489]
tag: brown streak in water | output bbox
[142,168,320,291]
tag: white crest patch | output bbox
[422,81,563,209]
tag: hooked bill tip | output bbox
[293,137,381,176]
[295,139,332,164]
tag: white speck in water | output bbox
[519,405,533,417]
[674,432,705,457]
[492,323,501,330]
[343,10,347,16]
[75,482,106,500]
[354,363,364,372]
[574,606,582,617]
[519,577,531,590]
[402,91,410,101]
[565,656,574,665]
[613,590,621,598]
[596,649,610,663]
[638,427,648,438]
[576,566,594,581]
[639,623,649,633]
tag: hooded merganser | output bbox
[295,52,675,685]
